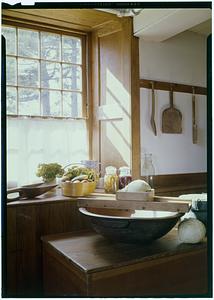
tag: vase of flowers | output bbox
[36,163,64,195]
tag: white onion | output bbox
[178,218,206,244]
[126,179,151,192]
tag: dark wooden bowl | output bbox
[79,207,183,244]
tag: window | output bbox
[2,25,89,186]
[2,26,86,118]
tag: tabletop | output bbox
[42,228,207,274]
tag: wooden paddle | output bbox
[162,88,182,133]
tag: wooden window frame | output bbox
[3,22,89,120]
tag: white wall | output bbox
[139,31,207,175]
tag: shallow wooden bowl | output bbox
[7,183,58,200]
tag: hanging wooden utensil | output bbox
[162,87,182,133]
[192,87,197,144]
[150,81,157,135]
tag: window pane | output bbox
[62,36,81,64]
[41,90,61,116]
[18,58,39,87]
[18,88,40,115]
[63,92,82,118]
[2,26,16,55]
[41,61,61,89]
[7,87,17,114]
[5,26,85,119]
[41,32,61,61]
[18,28,39,58]
[6,57,17,85]
[62,64,82,90]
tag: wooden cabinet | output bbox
[42,229,208,297]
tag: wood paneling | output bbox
[92,18,133,175]
[95,20,122,37]
[7,207,16,252]
[91,31,100,164]
[6,252,17,296]
[152,172,207,196]
[87,32,93,159]
[6,199,91,297]
[131,35,141,179]
[16,206,38,251]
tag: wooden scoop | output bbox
[162,88,182,133]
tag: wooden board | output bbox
[116,189,154,201]
[77,195,191,213]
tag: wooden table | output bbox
[42,229,208,297]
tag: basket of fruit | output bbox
[61,165,98,197]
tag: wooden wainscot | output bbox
[6,193,91,297]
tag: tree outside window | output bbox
[2,26,85,119]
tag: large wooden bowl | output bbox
[79,207,183,244]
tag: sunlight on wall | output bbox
[105,69,131,166]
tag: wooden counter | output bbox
[7,188,76,207]
[42,229,208,297]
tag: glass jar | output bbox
[118,166,132,189]
[141,153,155,188]
[104,166,119,194]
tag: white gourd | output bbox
[178,218,206,244]
[126,179,151,192]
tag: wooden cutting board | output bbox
[162,89,182,133]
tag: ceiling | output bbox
[188,19,211,36]
[3,8,211,40]
[101,8,211,41]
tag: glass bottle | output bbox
[141,153,155,188]
[104,166,119,194]
[118,166,132,189]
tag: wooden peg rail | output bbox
[140,79,207,95]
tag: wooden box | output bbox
[42,230,208,297]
